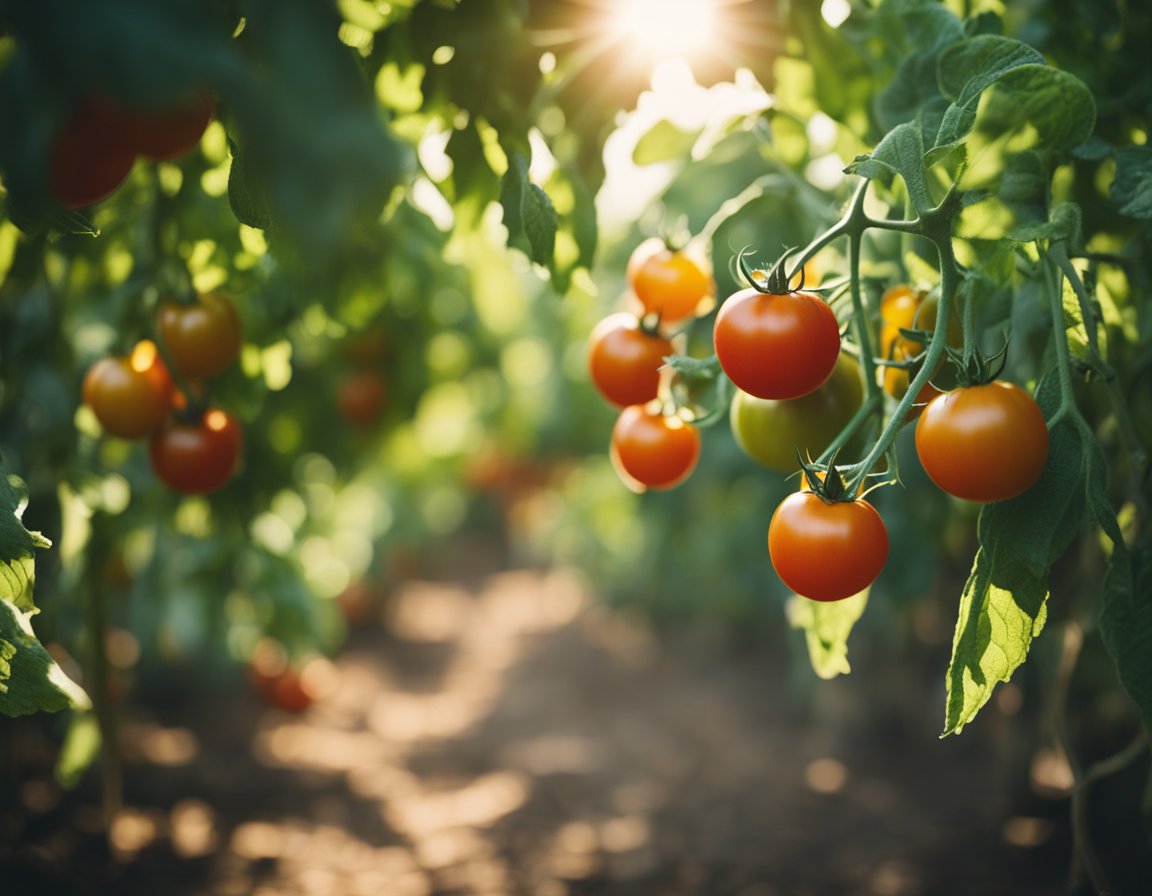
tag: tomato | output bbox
[915,381,1048,503]
[122,92,215,161]
[878,285,962,401]
[768,490,889,602]
[156,292,243,379]
[628,242,713,324]
[713,286,840,400]
[610,405,700,490]
[729,353,864,472]
[51,98,136,208]
[83,342,174,439]
[149,408,242,494]
[342,325,390,366]
[588,312,674,408]
[338,372,388,425]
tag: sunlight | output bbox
[610,0,716,60]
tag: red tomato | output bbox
[713,286,841,400]
[123,92,215,161]
[610,405,700,490]
[83,343,173,439]
[51,98,136,208]
[156,293,243,379]
[628,242,713,324]
[915,381,1049,503]
[338,372,388,425]
[588,312,674,408]
[768,490,889,602]
[149,409,242,494]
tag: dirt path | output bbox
[4,568,1081,894]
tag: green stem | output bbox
[846,232,882,417]
[817,392,883,463]
[1050,245,1113,378]
[1042,252,1079,431]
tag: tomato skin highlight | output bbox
[768,491,889,602]
[588,313,674,408]
[149,409,243,495]
[713,287,841,400]
[83,352,172,439]
[915,381,1049,503]
[628,244,713,324]
[611,405,700,490]
[729,352,864,472]
[156,292,243,379]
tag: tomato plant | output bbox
[149,408,243,495]
[916,381,1049,504]
[50,98,137,208]
[713,261,840,401]
[610,405,700,490]
[767,482,889,602]
[627,240,713,324]
[588,312,674,408]
[120,91,215,161]
[82,342,173,439]
[729,352,864,472]
[155,292,243,380]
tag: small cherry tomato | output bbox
[156,292,243,379]
[768,490,889,602]
[729,352,864,472]
[628,242,713,324]
[713,286,840,400]
[149,408,242,494]
[915,381,1048,503]
[878,285,961,401]
[338,372,388,425]
[610,405,700,490]
[51,98,136,208]
[83,343,173,439]
[588,312,674,408]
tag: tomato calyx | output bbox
[796,451,856,503]
[738,247,805,296]
[944,339,1009,389]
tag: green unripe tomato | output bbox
[730,352,864,472]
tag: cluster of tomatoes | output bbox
[84,292,245,495]
[51,91,215,208]
[587,238,715,490]
[591,243,1052,605]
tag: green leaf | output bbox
[942,380,1091,735]
[0,599,91,717]
[499,150,557,268]
[846,122,935,215]
[632,119,698,166]
[1111,146,1152,220]
[226,137,274,232]
[936,34,1045,114]
[787,590,869,680]
[0,473,50,614]
[55,711,102,789]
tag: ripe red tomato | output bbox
[915,381,1048,503]
[588,312,674,408]
[610,405,700,490]
[122,92,215,161]
[628,241,713,324]
[713,286,841,400]
[51,98,136,208]
[83,343,173,439]
[338,372,388,425]
[156,293,243,379]
[729,352,863,472]
[768,490,889,602]
[149,408,242,494]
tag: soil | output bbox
[1,562,1146,895]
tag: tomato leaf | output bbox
[1091,447,1152,731]
[787,590,869,680]
[633,120,699,167]
[1110,145,1152,220]
[500,150,557,269]
[942,378,1090,735]
[846,122,935,216]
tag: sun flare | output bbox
[610,0,717,61]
